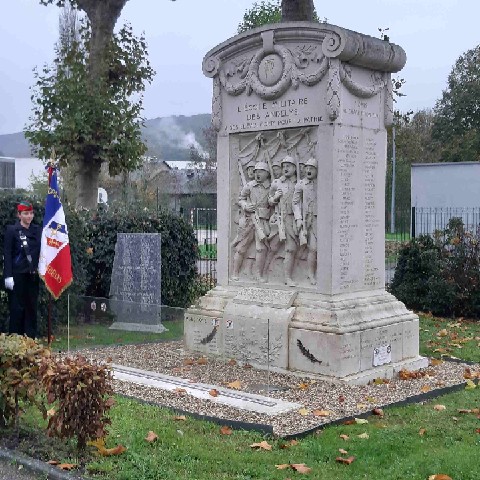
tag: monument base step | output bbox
[185,286,425,385]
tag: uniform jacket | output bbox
[3,221,41,276]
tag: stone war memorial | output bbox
[185,21,428,383]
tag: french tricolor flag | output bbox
[38,164,73,299]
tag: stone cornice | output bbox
[203,22,406,78]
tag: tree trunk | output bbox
[74,0,128,208]
[76,158,102,209]
[281,0,314,21]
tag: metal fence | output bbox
[184,206,480,287]
[184,208,217,284]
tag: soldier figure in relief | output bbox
[266,155,299,286]
[231,161,271,282]
[293,157,318,285]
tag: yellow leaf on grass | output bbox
[46,408,56,417]
[219,425,232,435]
[291,463,312,474]
[250,440,272,451]
[57,463,77,471]
[279,439,299,449]
[145,431,158,442]
[354,418,369,424]
[339,434,350,441]
[336,456,356,465]
[465,379,477,390]
[275,464,290,470]
[419,428,427,436]
[357,432,369,439]
[104,445,127,456]
[227,380,242,390]
[174,415,186,421]
[298,408,310,416]
[372,408,384,417]
[339,448,348,455]
[89,438,127,456]
[437,329,448,337]
[428,475,453,480]
[434,404,446,411]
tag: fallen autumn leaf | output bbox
[145,431,158,443]
[250,440,272,451]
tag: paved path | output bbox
[0,459,42,480]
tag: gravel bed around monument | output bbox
[75,341,476,436]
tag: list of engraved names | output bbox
[336,133,382,291]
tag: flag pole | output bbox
[48,296,52,346]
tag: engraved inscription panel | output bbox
[333,127,385,293]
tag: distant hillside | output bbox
[0,132,32,157]
[0,113,212,161]
[143,114,211,161]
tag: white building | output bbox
[0,156,45,189]
[411,162,480,235]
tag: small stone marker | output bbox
[109,233,165,332]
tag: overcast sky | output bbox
[0,0,478,134]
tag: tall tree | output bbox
[26,2,155,208]
[238,0,318,33]
[432,45,480,163]
[281,0,314,21]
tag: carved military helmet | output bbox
[254,161,270,172]
[305,157,318,168]
[281,155,296,166]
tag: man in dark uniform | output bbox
[3,201,41,338]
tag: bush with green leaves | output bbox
[391,218,480,318]
[84,204,198,307]
[0,334,49,427]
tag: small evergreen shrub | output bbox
[84,205,198,307]
[39,355,114,450]
[0,334,49,427]
[391,218,480,318]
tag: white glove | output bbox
[4,277,14,290]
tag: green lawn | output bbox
[3,314,480,480]
[198,243,217,259]
[49,321,184,352]
[419,314,480,362]
[385,232,411,242]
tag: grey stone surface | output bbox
[113,364,301,415]
[109,233,163,331]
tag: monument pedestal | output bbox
[185,286,427,384]
[185,22,427,384]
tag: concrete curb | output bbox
[0,447,85,480]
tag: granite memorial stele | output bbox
[185,21,428,384]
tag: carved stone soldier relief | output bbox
[230,127,317,286]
